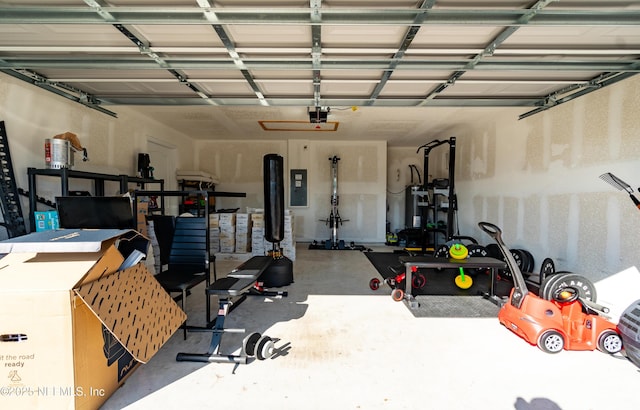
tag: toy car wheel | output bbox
[391,288,404,302]
[538,330,564,354]
[369,278,380,291]
[598,330,623,354]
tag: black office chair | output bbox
[153,216,214,339]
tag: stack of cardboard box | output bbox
[281,211,296,261]
[219,213,236,253]
[250,212,266,257]
[209,213,220,253]
[235,213,251,253]
[249,210,295,261]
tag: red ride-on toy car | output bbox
[479,221,623,354]
[370,266,426,302]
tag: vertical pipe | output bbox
[447,137,456,239]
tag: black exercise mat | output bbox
[365,252,512,318]
[365,252,512,298]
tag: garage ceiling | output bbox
[1,0,639,147]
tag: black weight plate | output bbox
[540,273,566,302]
[433,244,449,258]
[466,244,489,276]
[510,249,526,271]
[541,273,597,302]
[539,271,571,301]
[521,250,535,273]
[467,244,489,257]
[539,258,555,283]
[242,332,262,357]
[485,243,503,260]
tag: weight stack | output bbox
[618,299,640,369]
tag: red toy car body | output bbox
[480,221,622,354]
[498,287,622,353]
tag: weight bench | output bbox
[176,255,287,364]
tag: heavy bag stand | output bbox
[309,155,369,251]
[176,154,292,365]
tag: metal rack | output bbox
[0,121,27,238]
[27,167,164,232]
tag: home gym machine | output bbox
[399,137,458,253]
[310,155,368,251]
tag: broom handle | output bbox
[630,194,640,210]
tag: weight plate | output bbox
[467,244,489,257]
[455,273,473,289]
[510,249,525,270]
[256,335,275,361]
[433,244,449,258]
[412,273,426,289]
[449,243,468,259]
[521,250,535,273]
[541,273,597,302]
[466,244,489,276]
[242,332,262,357]
[485,243,503,260]
[540,273,567,302]
[539,258,555,283]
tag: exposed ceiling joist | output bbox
[0,1,638,146]
[1,7,639,26]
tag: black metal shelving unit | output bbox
[27,167,164,232]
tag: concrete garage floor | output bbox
[101,244,639,410]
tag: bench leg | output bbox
[176,298,249,364]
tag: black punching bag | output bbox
[263,153,284,243]
[261,153,293,287]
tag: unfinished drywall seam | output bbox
[605,196,621,269]
[608,86,623,160]
[571,98,584,167]
[566,194,580,265]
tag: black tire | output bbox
[598,330,623,354]
[369,278,381,291]
[538,330,565,353]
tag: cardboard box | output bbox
[0,229,186,410]
[136,200,149,236]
